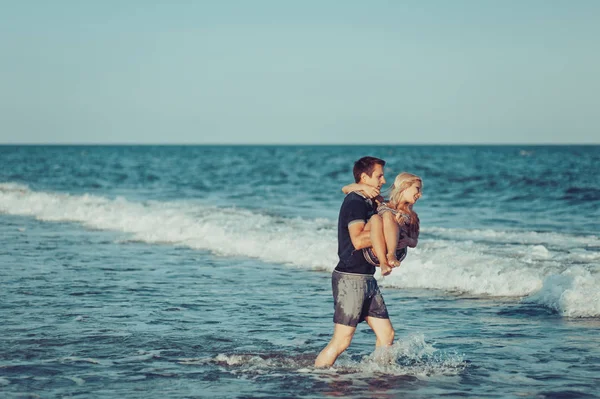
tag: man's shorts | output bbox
[332,270,389,327]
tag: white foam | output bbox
[114,350,162,364]
[2,183,599,316]
[426,226,600,250]
[335,334,466,377]
[63,376,85,386]
[59,357,103,365]
[213,353,262,366]
[0,183,338,271]
[524,266,600,318]
[190,352,313,374]
[379,241,546,296]
[0,182,29,192]
[201,334,466,377]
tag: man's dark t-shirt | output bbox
[334,192,377,275]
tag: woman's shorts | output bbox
[363,246,407,267]
[332,270,389,327]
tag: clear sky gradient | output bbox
[1,1,599,144]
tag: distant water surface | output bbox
[1,145,599,398]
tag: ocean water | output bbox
[1,144,599,399]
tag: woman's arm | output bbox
[341,183,380,198]
[406,237,419,248]
[397,236,418,248]
[396,216,419,248]
[405,226,419,248]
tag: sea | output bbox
[1,145,599,399]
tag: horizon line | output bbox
[1,142,599,146]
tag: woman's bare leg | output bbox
[368,215,392,275]
[382,212,401,267]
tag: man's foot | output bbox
[386,254,401,267]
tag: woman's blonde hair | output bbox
[387,172,421,235]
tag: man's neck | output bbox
[353,191,368,199]
[351,191,373,206]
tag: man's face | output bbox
[361,164,386,189]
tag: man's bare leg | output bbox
[365,316,395,347]
[382,212,401,267]
[368,215,392,275]
[314,323,356,368]
[365,316,396,364]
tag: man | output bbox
[314,156,395,368]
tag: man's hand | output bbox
[360,185,380,199]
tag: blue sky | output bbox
[1,1,599,144]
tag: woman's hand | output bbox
[373,194,384,205]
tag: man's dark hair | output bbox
[353,156,386,183]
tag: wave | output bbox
[564,186,600,202]
[0,182,338,270]
[2,183,599,317]
[523,267,600,318]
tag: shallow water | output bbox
[1,145,599,398]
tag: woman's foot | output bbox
[386,254,401,267]
[380,263,393,276]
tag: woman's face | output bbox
[401,181,422,204]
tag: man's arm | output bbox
[348,222,372,250]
